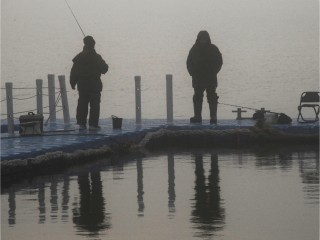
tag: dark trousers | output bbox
[76,91,101,126]
[193,86,218,119]
[193,86,218,105]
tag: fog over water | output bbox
[1,2,319,239]
[1,0,319,119]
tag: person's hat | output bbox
[83,36,95,47]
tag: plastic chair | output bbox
[297,91,320,123]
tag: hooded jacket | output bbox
[187,31,223,88]
[70,46,109,92]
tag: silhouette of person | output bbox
[187,31,223,124]
[70,36,109,130]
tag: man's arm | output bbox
[216,49,223,74]
[97,55,109,74]
[70,62,78,90]
[212,46,223,74]
[187,48,195,76]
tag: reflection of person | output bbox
[187,31,223,124]
[70,36,109,130]
[191,153,225,238]
[73,172,110,236]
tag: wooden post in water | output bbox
[36,79,43,115]
[58,75,70,124]
[5,82,14,134]
[48,74,56,122]
[135,76,142,125]
[166,74,173,123]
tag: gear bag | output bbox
[277,113,292,124]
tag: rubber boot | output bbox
[190,101,203,123]
[209,100,218,124]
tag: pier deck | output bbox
[1,118,318,161]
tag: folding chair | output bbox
[297,91,320,123]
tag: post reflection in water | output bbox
[278,152,294,170]
[1,149,319,240]
[8,188,16,226]
[61,176,70,222]
[50,178,58,221]
[298,151,320,204]
[191,153,225,238]
[168,153,176,215]
[137,158,145,216]
[38,183,46,224]
[73,171,111,237]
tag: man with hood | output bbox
[187,31,223,124]
[70,36,109,130]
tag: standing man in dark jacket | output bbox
[70,36,109,130]
[187,31,223,124]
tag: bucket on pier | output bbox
[19,112,44,136]
[112,115,122,129]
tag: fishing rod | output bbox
[218,102,259,112]
[64,0,86,37]
[219,101,280,114]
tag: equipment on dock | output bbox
[277,113,292,124]
[253,110,292,124]
[112,115,122,129]
[19,112,43,136]
[220,102,292,124]
[297,91,319,123]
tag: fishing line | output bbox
[219,102,280,114]
[64,0,86,37]
[218,102,259,111]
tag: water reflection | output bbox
[168,153,176,215]
[299,151,320,204]
[73,171,111,237]
[38,183,46,224]
[191,153,225,238]
[8,188,16,226]
[255,149,295,171]
[1,148,319,240]
[113,158,124,180]
[50,178,58,221]
[61,176,70,222]
[137,158,145,216]
[278,152,294,170]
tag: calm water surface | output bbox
[1,0,319,119]
[1,148,319,240]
